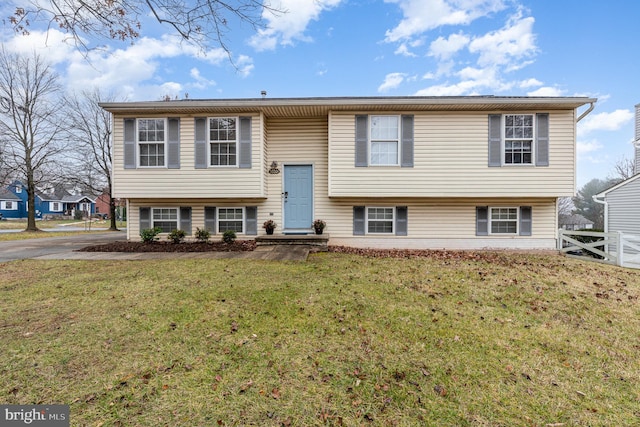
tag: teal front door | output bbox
[284,165,313,231]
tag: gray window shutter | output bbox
[536,113,549,167]
[395,206,408,236]
[167,118,180,169]
[519,206,532,236]
[355,115,368,167]
[245,206,257,235]
[139,207,151,231]
[476,206,488,236]
[239,117,252,169]
[180,207,192,235]
[401,115,414,168]
[194,118,207,169]
[353,206,365,235]
[204,207,216,234]
[488,115,502,167]
[124,118,136,169]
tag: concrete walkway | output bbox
[0,232,312,262]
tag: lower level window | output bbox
[490,207,518,234]
[153,208,178,233]
[218,208,244,233]
[367,207,394,234]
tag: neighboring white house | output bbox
[594,103,640,237]
[101,96,595,250]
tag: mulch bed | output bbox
[78,240,256,253]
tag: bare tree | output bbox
[558,197,574,217]
[608,156,635,183]
[9,1,283,60]
[0,48,69,231]
[65,88,119,230]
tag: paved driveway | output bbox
[0,232,126,262]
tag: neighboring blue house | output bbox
[2,180,96,219]
[0,185,24,219]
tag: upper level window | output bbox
[504,114,533,165]
[138,119,166,167]
[15,185,22,194]
[209,118,238,166]
[370,116,400,166]
[490,207,518,234]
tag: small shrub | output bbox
[222,230,237,244]
[74,210,84,220]
[167,229,186,244]
[195,227,211,242]
[140,227,162,243]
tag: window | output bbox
[152,208,178,233]
[367,207,394,234]
[138,119,166,167]
[5,201,12,209]
[504,114,533,164]
[15,185,21,194]
[490,207,518,234]
[370,116,399,166]
[51,202,62,212]
[218,208,244,233]
[209,118,237,166]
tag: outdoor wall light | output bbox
[269,161,280,174]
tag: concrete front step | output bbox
[255,234,329,251]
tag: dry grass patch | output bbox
[0,252,639,426]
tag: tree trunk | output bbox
[109,195,119,231]
[25,175,39,232]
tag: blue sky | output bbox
[2,0,639,188]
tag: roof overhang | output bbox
[596,173,640,197]
[100,96,597,118]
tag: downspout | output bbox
[576,102,595,123]
[592,194,607,233]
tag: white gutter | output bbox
[592,194,608,232]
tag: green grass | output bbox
[1,252,639,426]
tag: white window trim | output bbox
[502,113,535,166]
[15,186,22,194]
[369,115,401,167]
[366,206,395,235]
[208,117,239,168]
[2,201,17,210]
[488,206,519,235]
[217,207,245,234]
[50,202,63,212]
[151,207,179,233]
[137,118,167,168]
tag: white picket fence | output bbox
[558,230,640,269]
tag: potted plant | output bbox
[312,219,326,235]
[263,219,277,235]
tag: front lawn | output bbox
[1,252,638,425]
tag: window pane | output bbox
[210,118,237,142]
[371,116,399,140]
[211,142,237,166]
[371,141,398,165]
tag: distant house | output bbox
[0,186,23,219]
[37,185,96,218]
[595,103,640,237]
[559,213,594,230]
[101,96,596,249]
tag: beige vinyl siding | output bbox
[113,114,264,199]
[328,111,576,198]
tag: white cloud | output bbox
[189,68,216,90]
[578,109,634,136]
[428,32,470,60]
[519,78,542,88]
[248,0,344,51]
[378,72,407,92]
[384,0,506,42]
[527,86,565,96]
[468,12,536,67]
[577,139,603,155]
[395,43,418,57]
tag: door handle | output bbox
[282,191,288,200]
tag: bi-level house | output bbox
[101,96,595,249]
